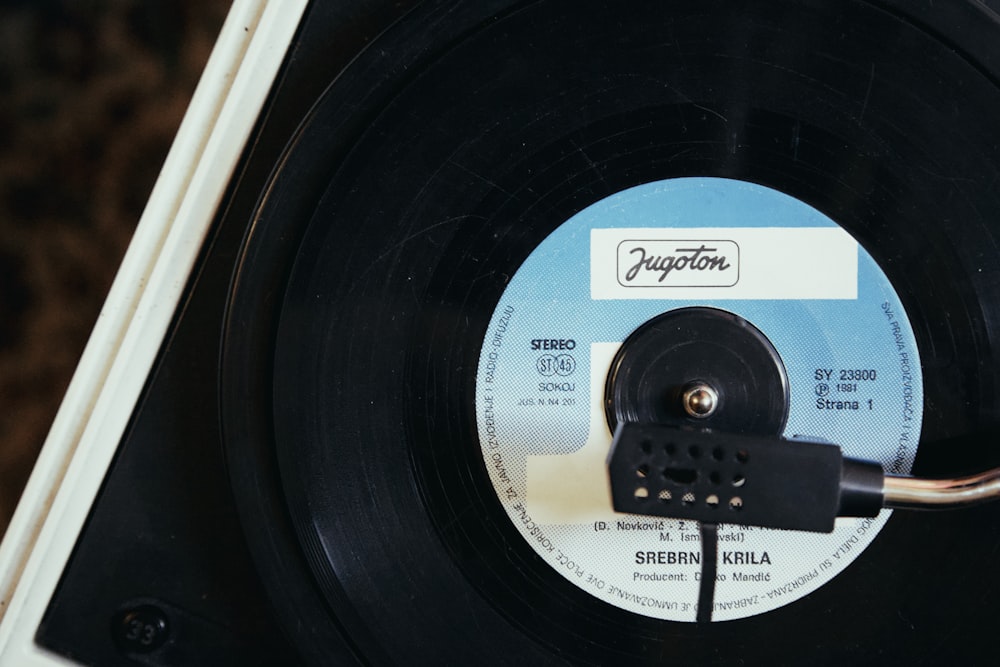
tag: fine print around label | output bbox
[475,177,922,622]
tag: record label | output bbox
[475,177,922,621]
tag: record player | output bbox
[3,0,1000,664]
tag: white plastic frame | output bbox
[0,1,308,664]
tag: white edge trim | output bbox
[0,1,309,663]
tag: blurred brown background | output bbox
[0,0,231,534]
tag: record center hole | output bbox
[634,487,649,500]
[729,496,743,511]
[663,467,697,484]
[682,492,695,505]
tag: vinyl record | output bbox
[221,0,1000,664]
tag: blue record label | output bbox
[475,177,922,621]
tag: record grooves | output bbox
[218,0,1000,664]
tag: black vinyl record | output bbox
[221,0,1000,664]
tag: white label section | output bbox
[592,228,857,300]
[512,342,891,622]
[526,343,618,525]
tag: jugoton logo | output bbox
[616,240,739,287]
